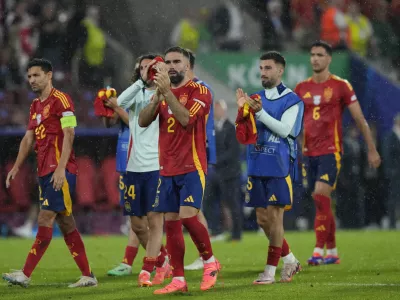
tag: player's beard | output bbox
[261,78,276,89]
[312,67,324,73]
[169,71,185,85]
[30,85,42,94]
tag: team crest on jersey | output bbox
[32,113,37,120]
[36,114,42,125]
[152,196,159,208]
[323,87,333,102]
[179,93,188,105]
[245,192,250,203]
[313,95,321,105]
[42,104,51,119]
[124,201,131,212]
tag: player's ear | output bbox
[47,71,53,81]
[278,66,284,77]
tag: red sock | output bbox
[64,229,91,277]
[142,257,157,273]
[267,246,282,267]
[122,246,138,266]
[181,216,213,261]
[326,212,336,249]
[281,238,290,257]
[165,220,185,277]
[155,245,167,268]
[313,194,331,249]
[22,226,53,277]
[160,245,168,257]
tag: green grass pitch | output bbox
[1,231,399,300]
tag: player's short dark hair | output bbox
[311,41,333,56]
[260,51,286,68]
[164,46,190,60]
[27,58,53,73]
[185,49,196,69]
[139,53,158,66]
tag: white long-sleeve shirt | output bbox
[117,80,159,173]
[255,85,300,138]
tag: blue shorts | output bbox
[245,175,293,210]
[38,171,76,216]
[152,170,206,213]
[303,153,342,189]
[122,171,159,217]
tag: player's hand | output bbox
[6,167,19,188]
[51,167,66,191]
[104,97,118,110]
[154,61,168,73]
[154,67,171,95]
[151,88,163,104]
[246,94,262,112]
[141,59,157,82]
[368,149,381,169]
[236,88,246,108]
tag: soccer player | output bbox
[235,51,303,284]
[294,41,381,265]
[2,58,97,288]
[139,46,220,294]
[104,61,142,276]
[117,54,170,286]
[184,49,218,271]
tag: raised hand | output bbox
[236,88,246,108]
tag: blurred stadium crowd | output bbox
[1,0,400,236]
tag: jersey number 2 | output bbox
[167,117,175,133]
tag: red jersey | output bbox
[27,88,78,177]
[156,80,211,176]
[294,75,357,156]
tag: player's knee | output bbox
[148,212,164,232]
[257,217,269,232]
[266,206,284,224]
[179,206,198,219]
[56,215,76,235]
[130,218,148,236]
[37,210,56,227]
[256,210,269,228]
[314,182,332,197]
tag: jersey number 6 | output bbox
[313,107,320,120]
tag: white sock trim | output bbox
[327,248,338,256]
[204,256,215,264]
[173,276,185,282]
[313,247,324,256]
[282,252,296,264]
[264,265,277,277]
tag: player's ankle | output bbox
[264,265,276,277]
[313,247,324,256]
[203,256,215,264]
[326,248,338,256]
[140,270,151,276]
[173,276,185,282]
[282,252,296,264]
